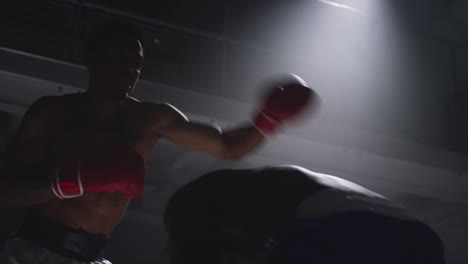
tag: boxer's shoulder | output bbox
[20,93,99,139]
[28,95,60,111]
[23,95,72,124]
[125,96,141,104]
[28,93,85,113]
[133,101,186,122]
[136,100,176,110]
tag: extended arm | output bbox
[154,103,265,160]
[152,74,318,160]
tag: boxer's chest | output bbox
[56,101,159,159]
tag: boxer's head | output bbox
[84,21,143,102]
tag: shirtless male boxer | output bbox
[165,165,445,264]
[0,21,317,263]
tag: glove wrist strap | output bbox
[253,112,281,135]
[51,162,84,199]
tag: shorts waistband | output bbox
[15,211,109,262]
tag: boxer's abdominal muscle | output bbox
[33,98,161,235]
[35,136,159,235]
[35,192,131,235]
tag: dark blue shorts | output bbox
[264,211,444,264]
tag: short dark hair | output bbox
[84,20,143,56]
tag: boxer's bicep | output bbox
[153,102,264,160]
[152,103,229,159]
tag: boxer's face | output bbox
[87,38,143,102]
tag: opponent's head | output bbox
[84,20,143,102]
[164,169,263,264]
[164,166,319,264]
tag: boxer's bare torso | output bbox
[16,92,166,235]
[3,27,267,238]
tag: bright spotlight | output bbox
[316,0,364,14]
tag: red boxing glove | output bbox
[254,74,318,135]
[51,146,145,199]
